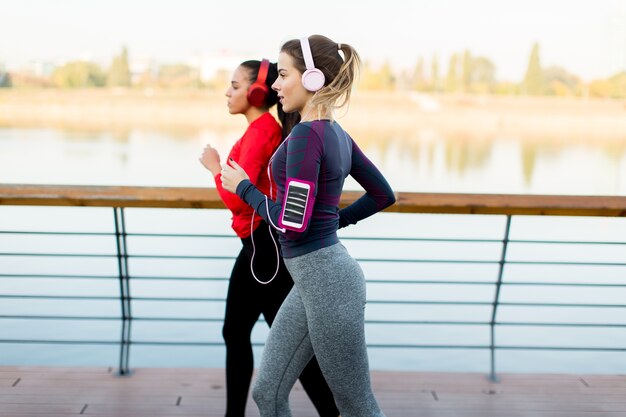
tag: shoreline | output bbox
[1,89,625,143]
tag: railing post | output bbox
[489,215,512,382]
[113,207,132,375]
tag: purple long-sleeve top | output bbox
[236,120,396,258]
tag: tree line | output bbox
[1,44,625,98]
[366,43,625,98]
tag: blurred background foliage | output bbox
[2,43,625,98]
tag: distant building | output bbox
[198,49,250,82]
[129,57,159,85]
[0,62,6,86]
[0,72,10,87]
[26,60,56,78]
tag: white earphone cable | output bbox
[248,149,285,284]
[249,213,281,285]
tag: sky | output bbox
[1,0,625,81]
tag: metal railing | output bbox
[1,184,625,379]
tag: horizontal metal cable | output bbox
[366,344,626,351]
[0,252,117,258]
[0,339,120,345]
[0,274,229,281]
[1,295,622,309]
[126,232,237,238]
[495,322,626,328]
[2,316,623,328]
[499,301,626,308]
[367,280,626,287]
[505,260,626,267]
[2,339,622,352]
[366,320,626,327]
[502,281,626,287]
[0,252,236,260]
[366,279,495,285]
[2,252,624,268]
[2,274,621,288]
[367,300,492,305]
[0,295,120,300]
[0,231,114,236]
[509,239,626,245]
[4,230,624,245]
[342,236,503,242]
[0,274,118,280]
[494,346,626,352]
[0,315,119,320]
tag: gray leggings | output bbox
[252,243,385,417]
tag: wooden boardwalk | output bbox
[1,366,625,417]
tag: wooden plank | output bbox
[430,392,626,404]
[0,394,180,405]
[0,378,19,387]
[392,192,626,217]
[5,413,625,417]
[0,184,224,209]
[2,184,626,217]
[2,367,626,416]
[416,398,626,412]
[0,403,84,414]
[579,375,626,387]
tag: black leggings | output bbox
[222,221,339,417]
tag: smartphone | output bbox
[279,179,314,232]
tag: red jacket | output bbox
[214,112,282,238]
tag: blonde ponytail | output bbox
[309,42,360,112]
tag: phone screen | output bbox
[280,181,311,230]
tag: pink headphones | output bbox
[300,37,325,92]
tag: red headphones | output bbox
[247,59,270,107]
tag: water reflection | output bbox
[0,125,625,195]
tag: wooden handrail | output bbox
[1,184,625,217]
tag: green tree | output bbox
[494,81,520,95]
[445,53,458,93]
[108,46,131,87]
[359,60,395,91]
[359,61,377,90]
[471,56,496,93]
[430,53,440,92]
[380,61,395,90]
[158,64,201,88]
[52,61,106,88]
[542,66,581,96]
[462,50,473,93]
[411,56,427,91]
[522,42,543,95]
[608,71,626,98]
[588,79,612,98]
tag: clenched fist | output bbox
[221,159,249,193]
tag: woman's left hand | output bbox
[221,159,250,193]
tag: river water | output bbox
[0,125,625,194]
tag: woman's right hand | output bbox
[220,159,249,194]
[199,144,222,177]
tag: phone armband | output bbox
[279,178,315,232]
